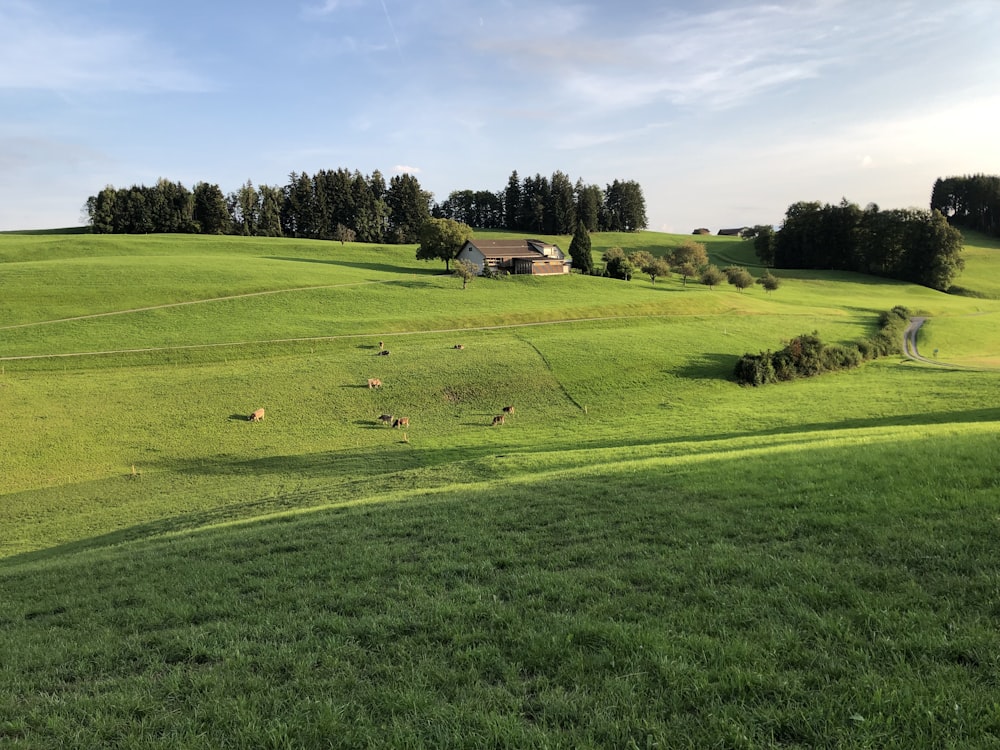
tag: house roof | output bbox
[464,239,562,259]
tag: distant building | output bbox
[456,239,571,275]
[692,228,711,235]
[717,227,747,236]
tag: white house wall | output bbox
[456,245,487,274]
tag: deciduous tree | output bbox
[416,217,473,271]
[756,271,781,294]
[641,257,671,285]
[453,259,479,289]
[725,266,754,292]
[602,246,632,280]
[701,264,724,289]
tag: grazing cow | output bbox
[453,344,464,350]
[248,408,265,422]
[378,349,390,356]
[379,414,394,426]
[379,340,384,351]
[491,414,505,426]
[502,405,515,415]
[367,378,382,389]
[393,417,410,429]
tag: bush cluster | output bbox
[733,306,911,386]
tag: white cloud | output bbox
[394,165,421,174]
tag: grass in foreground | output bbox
[2,425,999,748]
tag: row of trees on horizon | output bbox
[931,174,1000,237]
[744,198,965,291]
[84,170,648,243]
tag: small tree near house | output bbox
[416,217,473,271]
[453,259,478,289]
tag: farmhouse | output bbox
[456,239,571,276]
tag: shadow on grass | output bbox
[266,256,439,278]
[7,402,998,567]
[676,352,738,379]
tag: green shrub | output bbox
[733,352,776,386]
[734,308,911,385]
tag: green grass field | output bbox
[2,229,999,747]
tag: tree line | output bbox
[434,171,647,235]
[931,174,1000,237]
[85,170,430,244]
[84,169,648,243]
[743,199,964,291]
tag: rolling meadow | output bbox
[1,229,999,748]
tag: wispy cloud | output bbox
[300,0,363,19]
[394,165,421,174]
[472,0,988,116]
[0,2,208,92]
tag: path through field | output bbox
[902,316,996,370]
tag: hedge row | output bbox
[733,306,912,386]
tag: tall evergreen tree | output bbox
[603,179,648,231]
[575,179,602,233]
[504,171,522,231]
[232,180,259,236]
[549,170,577,235]
[192,182,230,234]
[285,172,318,238]
[257,184,285,237]
[568,220,594,274]
[385,173,432,243]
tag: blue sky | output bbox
[2,0,998,233]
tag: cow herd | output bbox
[246,341,517,434]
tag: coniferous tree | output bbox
[192,182,230,234]
[575,180,602,232]
[257,185,284,237]
[386,173,432,243]
[549,170,577,235]
[568,220,594,274]
[504,171,522,231]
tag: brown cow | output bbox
[491,414,505,426]
[393,417,410,429]
[248,408,265,422]
[378,340,384,351]
[502,405,515,415]
[367,378,382,389]
[379,414,394,426]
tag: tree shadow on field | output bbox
[676,352,739,379]
[266,256,437,278]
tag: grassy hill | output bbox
[2,230,999,747]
